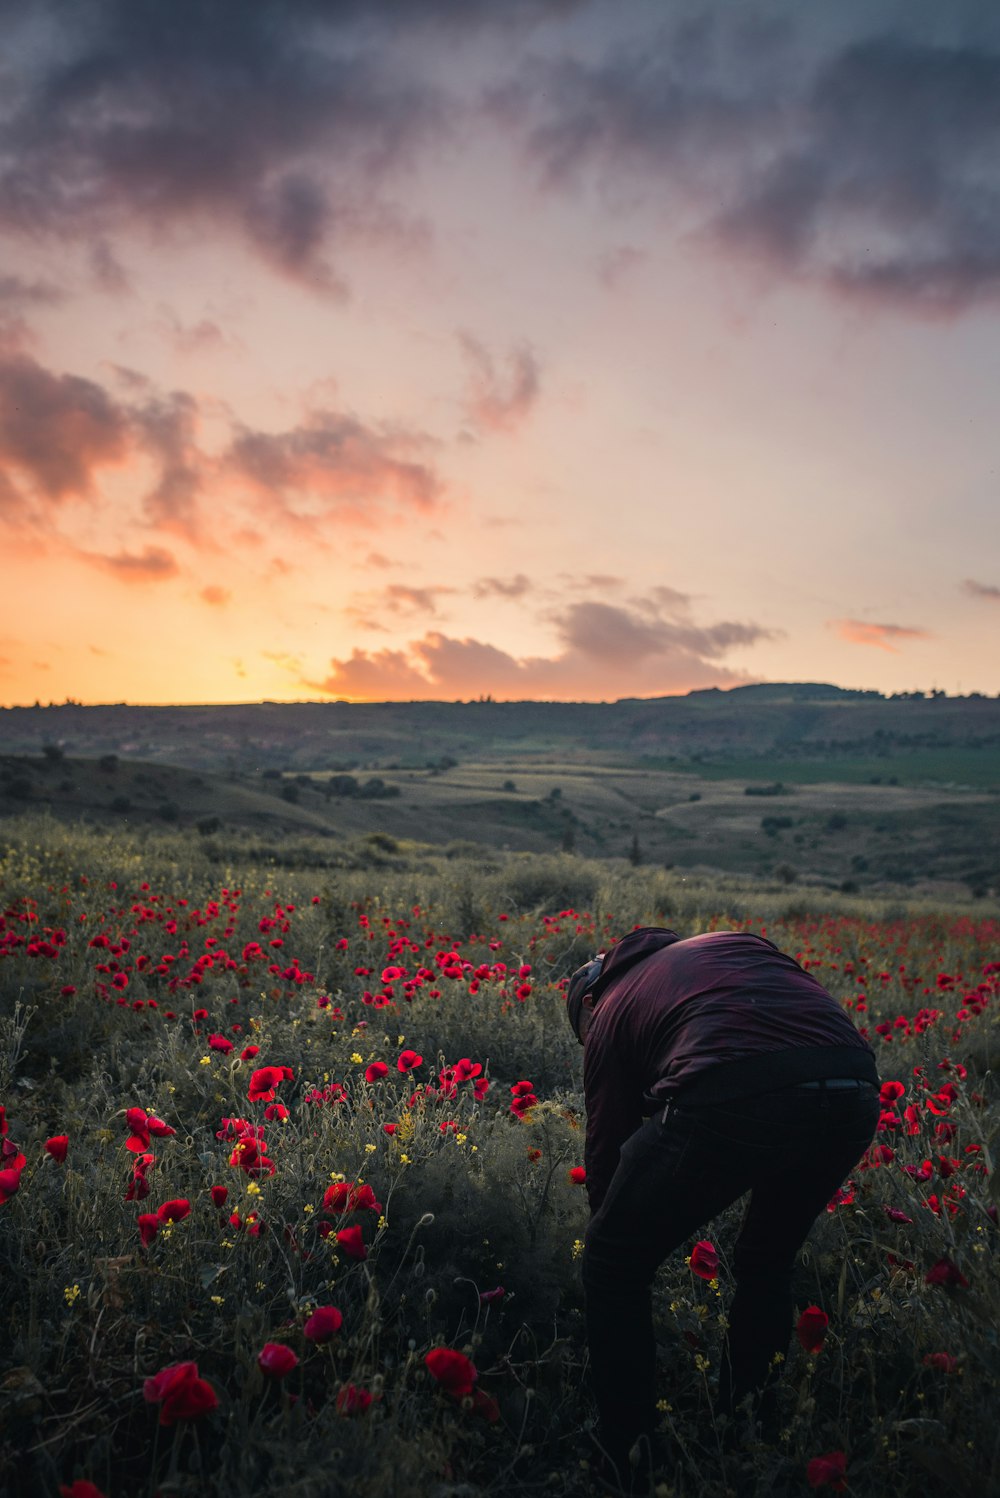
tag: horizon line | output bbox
[1,683,984,712]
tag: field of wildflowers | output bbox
[0,817,998,1497]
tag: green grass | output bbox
[662,748,1000,791]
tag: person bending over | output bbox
[567,926,879,1491]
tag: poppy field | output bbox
[1,822,998,1497]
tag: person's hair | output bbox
[566,956,604,1041]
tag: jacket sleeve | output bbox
[583,1035,645,1215]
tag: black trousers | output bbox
[582,1081,880,1463]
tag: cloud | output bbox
[833,618,931,653]
[310,595,775,700]
[346,583,458,627]
[716,36,1000,312]
[0,342,443,544]
[0,273,63,307]
[384,584,456,613]
[0,348,211,536]
[89,238,131,294]
[200,584,230,606]
[473,573,533,599]
[9,2,1000,316]
[458,333,541,433]
[155,307,235,356]
[509,13,1000,315]
[560,572,625,592]
[132,389,204,535]
[638,585,693,617]
[86,545,179,582]
[963,578,1000,601]
[226,408,442,527]
[598,244,647,289]
[0,350,132,505]
[0,0,448,292]
[554,599,769,662]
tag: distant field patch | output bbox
[665,748,1000,792]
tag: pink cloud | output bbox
[226,409,442,527]
[86,546,180,583]
[458,333,541,434]
[309,598,774,701]
[833,619,930,653]
[473,573,533,600]
[0,351,131,505]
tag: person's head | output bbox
[566,955,604,1045]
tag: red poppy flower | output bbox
[826,1182,855,1211]
[144,1361,197,1403]
[884,1206,913,1224]
[240,1044,260,1060]
[210,1185,228,1207]
[425,1347,477,1397]
[228,1137,275,1177]
[157,1198,191,1225]
[137,1213,160,1246]
[1,1135,26,1173]
[125,1152,156,1201]
[365,1061,389,1083]
[796,1306,829,1353]
[568,1166,586,1185]
[208,1034,234,1053]
[323,1182,352,1213]
[510,1087,537,1119]
[925,1257,969,1289]
[689,1240,719,1280]
[880,1080,905,1104]
[807,1452,847,1490]
[59,1482,108,1498]
[258,1343,299,1379]
[0,1167,22,1204]
[143,1361,218,1425]
[397,1049,423,1073]
[335,1224,367,1261]
[125,1108,175,1152]
[45,1135,69,1163]
[479,1286,505,1304]
[248,1065,294,1102]
[351,1183,382,1212]
[922,1352,959,1373]
[336,1382,374,1415]
[304,1305,344,1343]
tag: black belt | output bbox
[793,1077,872,1090]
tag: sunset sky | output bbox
[2,0,999,706]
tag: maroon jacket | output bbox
[583,927,878,1212]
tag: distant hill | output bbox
[0,687,997,776]
[3,682,998,896]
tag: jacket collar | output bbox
[591,926,681,1002]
